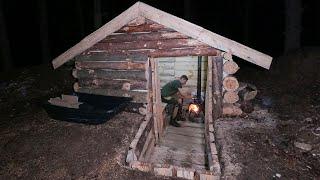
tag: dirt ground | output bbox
[0,48,320,179]
[0,65,182,180]
[215,48,320,179]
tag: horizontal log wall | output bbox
[73,69,146,80]
[74,52,148,102]
[84,19,218,57]
[75,61,146,70]
[72,18,218,101]
[78,79,147,90]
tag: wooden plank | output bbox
[166,129,205,139]
[179,121,205,128]
[61,94,78,104]
[211,56,223,119]
[72,69,146,81]
[150,146,206,167]
[163,133,205,145]
[52,2,140,69]
[205,56,214,172]
[139,2,272,69]
[136,117,153,158]
[139,130,155,161]
[166,126,205,135]
[155,59,164,137]
[102,31,189,43]
[151,58,159,143]
[75,61,146,70]
[161,139,205,154]
[164,132,205,145]
[130,119,149,149]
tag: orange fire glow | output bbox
[189,104,200,113]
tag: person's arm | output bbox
[178,88,192,99]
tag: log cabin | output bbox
[51,2,272,179]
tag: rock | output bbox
[276,173,281,178]
[304,117,313,122]
[294,141,312,151]
[312,127,320,136]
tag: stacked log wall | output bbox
[73,53,148,103]
[73,17,218,103]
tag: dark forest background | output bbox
[0,0,319,71]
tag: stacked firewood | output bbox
[221,52,257,116]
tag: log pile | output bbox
[221,52,242,116]
[221,52,258,116]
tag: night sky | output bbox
[1,0,320,69]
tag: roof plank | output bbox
[138,2,272,69]
[52,1,273,69]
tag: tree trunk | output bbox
[0,1,12,71]
[183,0,192,20]
[37,0,50,64]
[284,0,302,53]
[75,1,85,37]
[94,0,102,29]
[243,0,252,44]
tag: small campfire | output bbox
[183,98,204,123]
[188,103,200,114]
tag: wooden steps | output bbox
[148,121,207,171]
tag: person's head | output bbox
[179,75,188,85]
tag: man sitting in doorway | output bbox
[161,75,190,127]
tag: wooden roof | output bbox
[52,2,273,69]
